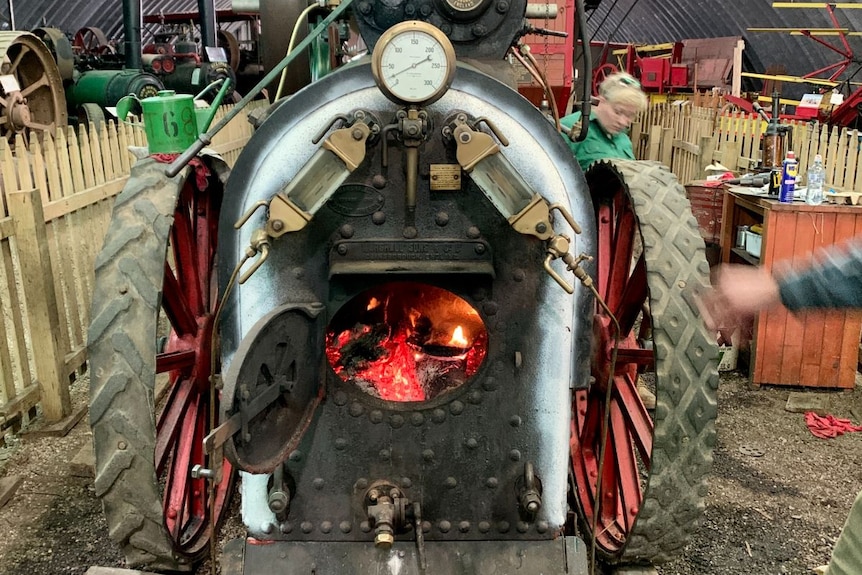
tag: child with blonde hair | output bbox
[561,71,648,172]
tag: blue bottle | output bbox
[779,151,798,203]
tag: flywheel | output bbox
[0,32,68,144]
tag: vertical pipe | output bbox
[123,0,142,70]
[7,0,14,29]
[198,0,217,50]
[573,0,592,141]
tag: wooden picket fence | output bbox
[635,102,862,192]
[0,103,262,440]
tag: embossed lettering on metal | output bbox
[430,164,463,191]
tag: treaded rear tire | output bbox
[581,159,719,565]
[88,155,229,571]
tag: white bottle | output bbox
[806,154,825,206]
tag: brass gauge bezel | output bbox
[371,20,457,106]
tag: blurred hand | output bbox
[698,264,782,331]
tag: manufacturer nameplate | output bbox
[429,164,462,191]
[329,239,494,276]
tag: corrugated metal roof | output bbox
[2,0,861,97]
[585,0,862,96]
[1,0,233,41]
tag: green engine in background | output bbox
[158,61,236,103]
[65,69,163,110]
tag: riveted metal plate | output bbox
[239,537,587,574]
[329,239,494,276]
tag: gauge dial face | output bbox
[442,0,486,12]
[371,21,456,105]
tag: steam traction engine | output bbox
[87,0,718,573]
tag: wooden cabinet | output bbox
[720,190,862,389]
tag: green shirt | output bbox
[560,111,635,172]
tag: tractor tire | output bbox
[574,159,719,566]
[88,155,230,571]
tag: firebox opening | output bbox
[325,282,488,403]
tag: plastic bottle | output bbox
[805,154,824,206]
[779,150,798,203]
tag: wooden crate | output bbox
[685,182,724,244]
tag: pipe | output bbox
[123,0,142,70]
[198,0,217,51]
[574,0,591,141]
[166,0,354,177]
[7,0,14,30]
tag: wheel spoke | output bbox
[163,261,199,337]
[155,376,195,473]
[6,45,28,75]
[612,373,653,465]
[163,390,201,541]
[596,204,613,302]
[156,349,196,373]
[615,346,653,369]
[19,74,49,98]
[605,207,636,313]
[195,190,218,313]
[610,401,642,533]
[23,121,51,132]
[614,256,648,336]
[170,185,204,317]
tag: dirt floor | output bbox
[0,369,861,575]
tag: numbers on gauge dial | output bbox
[379,31,450,103]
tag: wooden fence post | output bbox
[6,188,70,421]
[699,135,716,176]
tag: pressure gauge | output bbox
[371,21,456,106]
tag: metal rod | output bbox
[166,0,355,177]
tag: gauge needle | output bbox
[391,55,433,79]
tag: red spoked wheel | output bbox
[592,63,619,96]
[571,159,718,566]
[72,26,114,55]
[89,156,232,571]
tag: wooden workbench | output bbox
[720,189,862,388]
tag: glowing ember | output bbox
[326,283,488,402]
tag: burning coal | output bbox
[326,283,488,402]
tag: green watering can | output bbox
[116,77,232,154]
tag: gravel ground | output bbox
[0,369,860,575]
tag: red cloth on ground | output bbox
[805,412,862,439]
[150,153,211,190]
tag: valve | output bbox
[364,482,409,549]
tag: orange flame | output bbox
[449,326,469,347]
